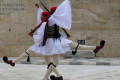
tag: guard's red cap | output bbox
[42,11,50,17]
[51,7,57,13]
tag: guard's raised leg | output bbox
[3,49,32,67]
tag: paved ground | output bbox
[0,57,120,80]
[0,63,120,80]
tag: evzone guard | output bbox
[3,0,105,80]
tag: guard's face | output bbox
[41,15,47,21]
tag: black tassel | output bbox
[72,43,79,55]
[27,55,30,62]
[26,52,30,62]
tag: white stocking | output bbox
[69,42,96,50]
[43,56,52,80]
[43,65,52,80]
[12,49,33,63]
[52,54,59,66]
[44,56,50,65]
[52,54,61,77]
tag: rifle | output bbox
[40,2,52,15]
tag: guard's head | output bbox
[41,11,50,21]
[51,7,57,14]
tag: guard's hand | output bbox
[29,32,33,37]
[67,35,70,38]
[35,3,39,8]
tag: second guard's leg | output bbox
[69,42,96,50]
[70,40,105,55]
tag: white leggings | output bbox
[43,55,61,80]
[13,42,96,63]
[12,42,96,80]
[12,49,61,80]
[69,42,96,50]
[12,49,34,63]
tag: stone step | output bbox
[64,50,95,58]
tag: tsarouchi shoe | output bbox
[3,56,15,67]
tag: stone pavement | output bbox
[0,63,120,80]
[1,57,120,66]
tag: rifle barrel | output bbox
[40,2,51,14]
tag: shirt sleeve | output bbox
[33,22,46,43]
[36,7,43,26]
[49,0,72,30]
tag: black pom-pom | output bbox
[50,75,56,80]
[100,40,105,46]
[3,56,8,62]
[72,51,77,55]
